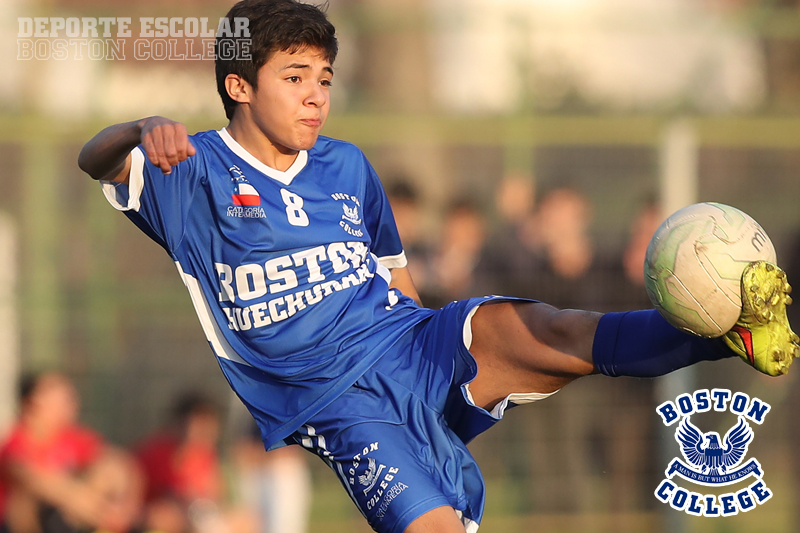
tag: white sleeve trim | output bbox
[175,261,252,367]
[100,147,146,212]
[377,251,407,269]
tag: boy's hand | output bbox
[138,116,196,174]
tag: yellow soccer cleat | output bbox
[724,261,800,376]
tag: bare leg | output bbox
[404,506,466,533]
[468,301,600,410]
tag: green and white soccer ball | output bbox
[644,202,776,338]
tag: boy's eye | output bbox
[287,76,300,83]
[321,79,332,88]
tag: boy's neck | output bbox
[226,117,299,172]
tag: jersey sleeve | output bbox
[100,146,204,254]
[362,157,407,269]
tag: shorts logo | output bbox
[348,442,404,520]
[654,389,773,516]
[359,457,386,495]
[227,166,266,219]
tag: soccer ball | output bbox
[644,202,776,338]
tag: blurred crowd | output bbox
[0,174,727,531]
[0,373,310,533]
[388,174,659,313]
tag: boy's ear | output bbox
[225,74,251,104]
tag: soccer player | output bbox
[78,1,799,531]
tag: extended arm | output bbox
[78,117,196,183]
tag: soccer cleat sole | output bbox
[724,261,800,376]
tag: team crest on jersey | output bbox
[342,203,361,225]
[654,389,773,516]
[331,192,364,237]
[227,166,266,219]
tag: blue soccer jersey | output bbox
[101,129,434,448]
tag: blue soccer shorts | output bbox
[289,296,554,533]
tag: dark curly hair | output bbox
[215,0,338,120]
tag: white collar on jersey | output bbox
[217,127,309,186]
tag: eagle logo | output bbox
[675,416,754,476]
[342,203,361,225]
[358,457,378,487]
[358,457,385,495]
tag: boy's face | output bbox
[247,47,333,153]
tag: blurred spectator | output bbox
[136,393,256,533]
[479,184,602,307]
[386,180,424,253]
[477,173,542,297]
[233,426,310,533]
[514,186,605,309]
[495,172,536,227]
[0,372,142,533]
[426,199,487,308]
[599,197,662,313]
[385,180,435,302]
[535,187,594,280]
[622,198,661,288]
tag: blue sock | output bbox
[592,309,733,378]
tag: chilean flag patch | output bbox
[232,182,260,206]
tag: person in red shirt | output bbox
[137,393,255,533]
[0,373,142,533]
[137,394,222,505]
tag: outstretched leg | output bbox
[467,301,731,411]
